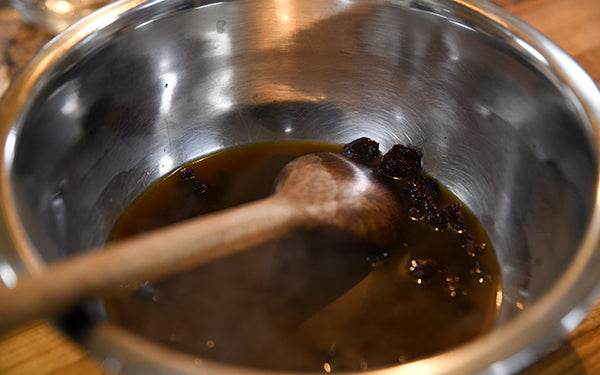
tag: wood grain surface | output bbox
[0,0,599,374]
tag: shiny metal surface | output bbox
[1,0,600,374]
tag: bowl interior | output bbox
[3,0,599,373]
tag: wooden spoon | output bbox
[0,152,404,331]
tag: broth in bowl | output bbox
[104,139,501,371]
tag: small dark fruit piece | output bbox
[179,167,196,181]
[444,203,466,233]
[462,233,487,257]
[406,174,440,203]
[179,167,209,195]
[408,257,438,281]
[426,208,447,230]
[342,137,380,163]
[445,275,465,297]
[377,144,423,178]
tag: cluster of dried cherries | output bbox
[342,137,490,296]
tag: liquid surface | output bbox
[105,141,501,372]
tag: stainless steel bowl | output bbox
[1,0,600,374]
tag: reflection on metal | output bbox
[0,262,17,288]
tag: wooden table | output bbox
[0,0,599,374]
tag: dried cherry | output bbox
[408,257,438,281]
[444,203,466,233]
[377,144,423,178]
[406,174,440,203]
[342,137,380,163]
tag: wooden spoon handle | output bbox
[0,196,300,331]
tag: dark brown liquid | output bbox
[105,141,501,372]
